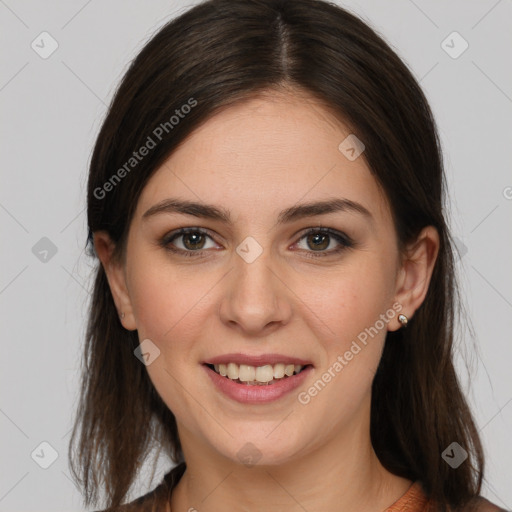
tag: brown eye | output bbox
[305,232,330,251]
[295,228,354,258]
[182,232,206,250]
[161,228,218,257]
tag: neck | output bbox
[169,411,412,512]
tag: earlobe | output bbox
[93,231,137,331]
[389,226,440,332]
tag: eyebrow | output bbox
[142,197,373,225]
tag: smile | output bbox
[207,362,307,385]
[203,362,313,404]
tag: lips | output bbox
[203,362,313,403]
[201,353,314,402]
[204,354,312,384]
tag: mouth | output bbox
[204,362,313,386]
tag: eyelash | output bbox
[160,227,354,259]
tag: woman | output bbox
[69,0,506,510]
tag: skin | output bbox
[95,89,440,512]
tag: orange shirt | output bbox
[385,481,430,511]
[100,473,506,511]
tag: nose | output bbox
[218,247,293,336]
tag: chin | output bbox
[214,427,308,468]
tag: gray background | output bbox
[1,1,511,510]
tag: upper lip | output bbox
[203,353,313,367]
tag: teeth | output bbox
[238,364,256,382]
[210,362,305,383]
[227,362,239,380]
[273,363,285,378]
[255,365,274,382]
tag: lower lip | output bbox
[203,364,313,404]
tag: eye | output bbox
[160,226,354,259]
[160,227,219,257]
[294,227,354,258]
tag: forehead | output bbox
[135,91,391,227]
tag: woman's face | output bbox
[107,91,414,467]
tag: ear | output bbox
[93,231,137,331]
[388,226,440,332]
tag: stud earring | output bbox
[120,312,125,319]
[398,314,408,328]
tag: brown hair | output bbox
[69,0,485,510]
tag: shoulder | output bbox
[461,496,510,512]
[92,463,185,512]
[89,479,166,512]
[91,490,158,512]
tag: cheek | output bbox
[292,276,391,436]
[126,256,225,401]
[291,259,395,408]
[127,261,217,422]
[128,258,205,341]
[293,262,394,347]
